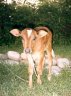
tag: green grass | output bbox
[53,45,71,59]
[0,45,71,96]
[0,63,71,96]
[0,44,23,54]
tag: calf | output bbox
[10,26,53,88]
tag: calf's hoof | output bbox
[29,82,33,89]
[37,79,42,85]
[48,75,51,81]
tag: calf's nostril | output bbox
[25,48,30,54]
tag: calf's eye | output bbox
[32,36,36,40]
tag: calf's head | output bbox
[10,28,48,54]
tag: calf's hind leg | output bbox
[47,48,52,81]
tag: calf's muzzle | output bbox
[24,48,31,54]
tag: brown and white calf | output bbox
[10,26,53,88]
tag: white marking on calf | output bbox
[27,29,32,37]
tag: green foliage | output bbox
[0,3,16,45]
[0,1,71,45]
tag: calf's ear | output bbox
[38,30,48,37]
[10,29,20,37]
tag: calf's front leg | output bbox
[37,56,44,84]
[28,64,33,88]
[27,54,34,88]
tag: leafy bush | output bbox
[0,1,71,45]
